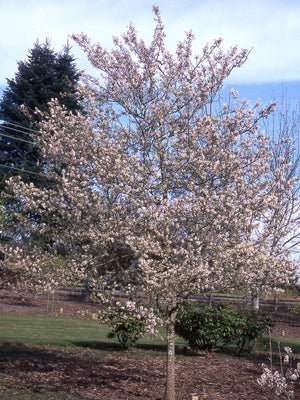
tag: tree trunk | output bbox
[165,310,177,400]
[251,290,259,309]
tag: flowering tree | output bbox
[264,97,300,265]
[7,6,298,400]
[231,97,300,308]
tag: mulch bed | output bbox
[0,343,282,400]
[0,289,299,399]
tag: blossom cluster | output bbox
[99,300,162,335]
[258,347,300,399]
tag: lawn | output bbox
[0,311,112,347]
[0,311,178,349]
[0,310,299,400]
[2,310,298,353]
[0,311,170,400]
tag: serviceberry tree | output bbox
[7,7,298,400]
[232,96,300,308]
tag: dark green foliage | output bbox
[227,309,275,355]
[175,304,275,355]
[0,40,81,191]
[175,304,235,352]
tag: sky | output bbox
[0,0,299,103]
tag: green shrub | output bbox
[224,309,275,355]
[175,304,234,352]
[288,304,300,316]
[100,301,159,350]
[106,317,147,350]
[175,305,275,355]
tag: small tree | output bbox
[7,7,298,400]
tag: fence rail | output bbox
[53,286,300,312]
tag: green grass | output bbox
[213,286,300,298]
[0,310,187,350]
[1,310,299,355]
[245,336,300,357]
[0,311,171,400]
[270,336,300,354]
[0,311,112,346]
[0,310,299,399]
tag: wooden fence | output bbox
[53,286,300,313]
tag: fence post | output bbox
[83,280,91,302]
[274,296,279,312]
[243,292,247,309]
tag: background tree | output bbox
[6,7,298,400]
[0,39,81,191]
[265,95,300,260]
[232,96,300,308]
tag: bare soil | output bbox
[0,289,299,400]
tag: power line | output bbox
[2,121,40,134]
[0,125,34,137]
[0,122,51,179]
[0,164,47,178]
[0,131,35,145]
[0,121,46,180]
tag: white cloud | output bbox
[0,0,299,86]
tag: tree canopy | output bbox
[6,7,299,400]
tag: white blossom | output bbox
[5,6,299,400]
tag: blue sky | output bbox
[0,0,299,102]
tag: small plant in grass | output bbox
[99,300,161,350]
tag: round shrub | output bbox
[175,304,275,355]
[175,304,234,352]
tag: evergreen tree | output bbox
[0,40,81,190]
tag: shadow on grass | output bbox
[70,338,289,360]
[3,335,297,361]
[71,340,271,359]
[0,342,53,357]
[71,340,125,351]
[0,339,168,356]
[72,340,168,353]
